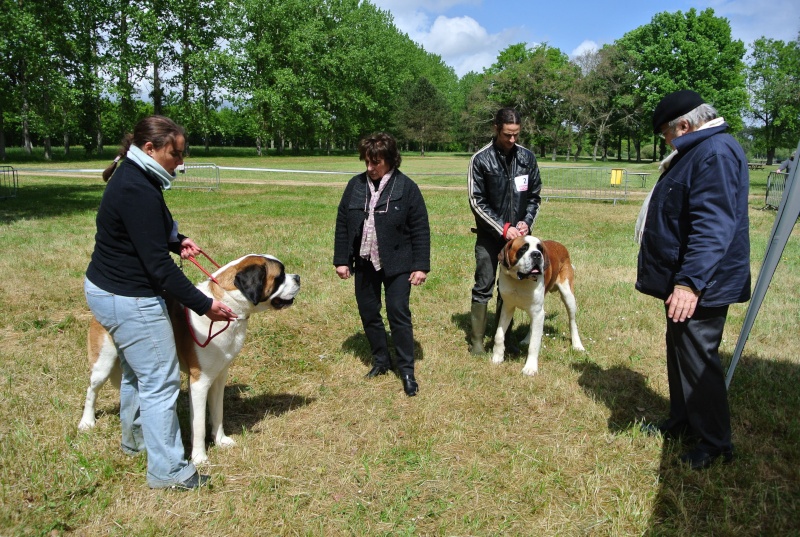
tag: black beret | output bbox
[652,90,705,133]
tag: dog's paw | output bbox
[491,353,505,364]
[521,366,538,376]
[218,436,236,448]
[192,452,210,465]
[77,419,95,431]
[573,343,586,352]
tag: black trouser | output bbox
[354,262,414,376]
[665,304,732,453]
[471,231,504,304]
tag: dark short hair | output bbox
[358,132,401,170]
[494,107,521,128]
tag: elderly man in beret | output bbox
[637,90,751,470]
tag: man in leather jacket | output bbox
[467,107,542,354]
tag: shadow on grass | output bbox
[179,384,315,449]
[451,308,565,357]
[341,332,425,372]
[572,354,800,535]
[0,182,103,224]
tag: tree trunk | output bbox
[152,59,163,115]
[0,113,5,161]
[44,137,52,160]
[22,103,33,155]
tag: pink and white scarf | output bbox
[360,169,394,270]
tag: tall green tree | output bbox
[171,0,235,151]
[396,77,451,155]
[456,71,494,152]
[63,0,114,155]
[486,43,578,157]
[746,37,800,164]
[615,8,747,161]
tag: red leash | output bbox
[184,250,230,347]
[186,249,222,284]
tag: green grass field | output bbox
[1,154,798,535]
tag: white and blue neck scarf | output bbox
[125,144,175,190]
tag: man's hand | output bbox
[505,226,522,240]
[665,285,699,322]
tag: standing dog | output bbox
[492,236,584,375]
[78,254,300,464]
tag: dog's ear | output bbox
[234,263,267,305]
[538,241,550,272]
[498,242,511,268]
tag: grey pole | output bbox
[726,140,800,388]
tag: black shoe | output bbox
[170,473,211,491]
[365,365,389,378]
[402,375,419,396]
[640,419,693,440]
[680,447,734,470]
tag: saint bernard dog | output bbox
[78,254,300,464]
[493,236,584,376]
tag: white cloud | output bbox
[570,40,599,58]
[701,0,800,46]
[371,0,518,76]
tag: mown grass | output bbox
[0,155,798,536]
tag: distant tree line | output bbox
[1,1,798,163]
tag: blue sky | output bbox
[371,0,800,77]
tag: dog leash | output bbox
[186,249,222,284]
[184,249,230,347]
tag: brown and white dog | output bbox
[493,236,584,376]
[77,254,300,464]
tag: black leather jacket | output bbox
[468,140,542,239]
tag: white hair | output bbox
[668,103,718,130]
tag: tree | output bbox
[486,43,578,158]
[746,37,800,164]
[615,8,748,161]
[396,77,451,156]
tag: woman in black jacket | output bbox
[84,116,237,489]
[333,132,430,396]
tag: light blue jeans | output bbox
[84,278,197,488]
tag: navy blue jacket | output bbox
[636,123,751,307]
[333,170,430,278]
[86,160,212,315]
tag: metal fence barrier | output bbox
[765,171,788,209]
[172,163,220,191]
[0,165,19,199]
[540,166,629,204]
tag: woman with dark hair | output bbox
[333,132,430,396]
[85,115,237,489]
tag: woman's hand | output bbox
[409,271,427,286]
[335,265,351,280]
[205,299,238,321]
[180,237,202,259]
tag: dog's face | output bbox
[213,254,300,310]
[499,236,549,280]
